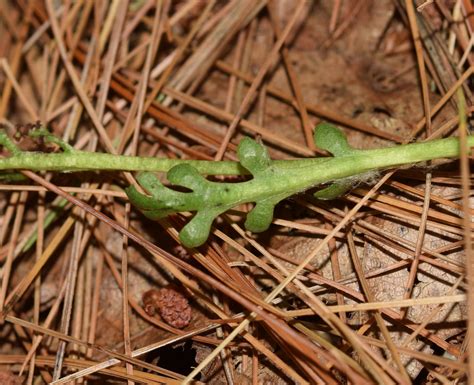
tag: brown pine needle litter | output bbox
[0,1,473,384]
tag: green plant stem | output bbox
[2,125,472,247]
[0,136,472,176]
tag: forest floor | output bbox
[0,1,473,384]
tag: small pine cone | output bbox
[142,287,192,329]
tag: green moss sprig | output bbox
[0,124,472,247]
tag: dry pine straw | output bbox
[0,1,473,384]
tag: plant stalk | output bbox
[0,136,472,178]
